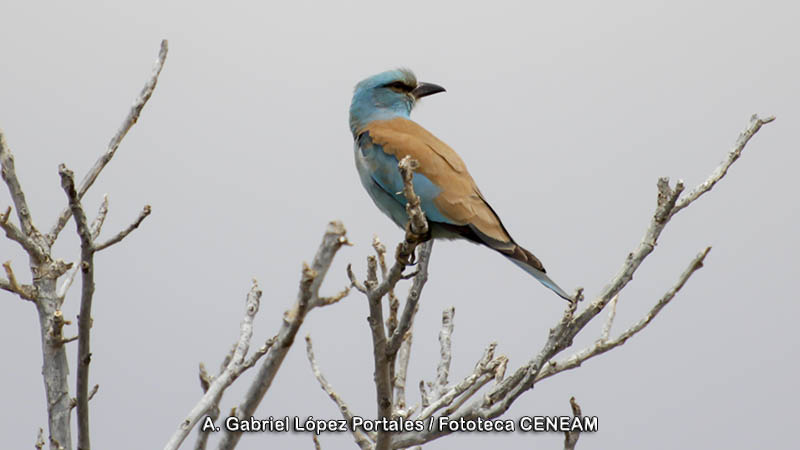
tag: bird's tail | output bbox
[507,257,573,301]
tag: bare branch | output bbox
[0,204,46,262]
[240,336,277,372]
[373,236,400,336]
[398,156,428,238]
[347,264,367,294]
[564,397,582,450]
[672,115,775,215]
[415,343,505,422]
[386,241,433,356]
[218,221,350,450]
[599,294,618,342]
[35,428,45,450]
[69,385,99,411]
[535,247,711,383]
[393,331,413,416]
[1,260,35,301]
[434,307,454,397]
[0,129,37,238]
[94,205,151,251]
[318,285,351,307]
[305,335,374,450]
[48,39,168,244]
[365,253,393,450]
[59,164,96,450]
[58,196,109,300]
[164,281,262,450]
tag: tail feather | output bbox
[430,221,572,301]
[508,256,573,302]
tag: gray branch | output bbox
[216,221,350,450]
[93,205,151,251]
[305,335,375,450]
[563,397,582,450]
[0,39,168,450]
[59,165,96,450]
[164,281,263,450]
[58,196,109,301]
[47,39,168,244]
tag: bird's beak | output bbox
[411,82,446,100]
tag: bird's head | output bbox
[349,69,445,136]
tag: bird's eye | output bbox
[385,81,411,92]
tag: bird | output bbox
[349,68,572,301]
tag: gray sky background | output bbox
[1,1,798,449]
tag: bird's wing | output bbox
[362,118,540,262]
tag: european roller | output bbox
[349,69,572,301]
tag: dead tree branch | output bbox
[216,221,351,450]
[59,165,96,450]
[48,40,168,244]
[164,281,263,450]
[564,397,583,450]
[0,40,167,450]
[305,336,375,450]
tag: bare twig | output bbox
[164,281,262,450]
[365,253,393,450]
[535,247,711,383]
[48,39,168,244]
[599,294,618,342]
[398,156,428,238]
[58,196,109,301]
[69,385,99,411]
[0,129,37,239]
[241,336,277,372]
[347,264,367,294]
[218,221,350,450]
[0,128,48,268]
[415,342,506,421]
[672,115,776,215]
[385,241,432,357]
[393,331,413,416]
[35,428,45,450]
[59,164,96,450]
[93,205,151,251]
[194,365,217,450]
[374,236,400,336]
[1,260,35,300]
[434,308,454,397]
[564,397,582,450]
[306,336,374,449]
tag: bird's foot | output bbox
[404,222,431,246]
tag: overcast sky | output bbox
[1,1,798,449]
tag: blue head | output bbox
[349,69,446,137]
